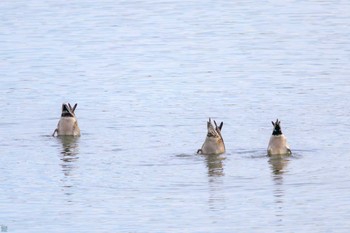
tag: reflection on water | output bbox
[58,136,80,157]
[204,154,226,211]
[58,136,80,175]
[56,136,80,199]
[268,155,290,226]
[269,155,289,177]
[0,225,8,232]
[205,154,225,177]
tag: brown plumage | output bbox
[267,119,291,156]
[197,118,225,155]
[52,103,80,136]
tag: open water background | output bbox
[1,0,350,232]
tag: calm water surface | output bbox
[1,0,350,232]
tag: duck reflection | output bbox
[269,155,289,177]
[204,154,226,211]
[268,155,290,226]
[58,136,80,176]
[205,154,225,177]
[56,136,80,200]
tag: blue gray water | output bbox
[1,0,350,232]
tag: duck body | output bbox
[267,119,291,156]
[53,103,80,137]
[56,117,80,136]
[267,134,290,156]
[197,118,225,155]
[200,136,225,155]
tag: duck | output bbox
[52,103,80,136]
[267,119,291,156]
[197,118,225,155]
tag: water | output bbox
[1,0,350,232]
